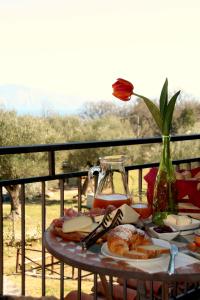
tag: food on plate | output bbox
[107,224,169,259]
[52,229,87,242]
[111,204,139,224]
[165,214,192,226]
[188,242,198,252]
[62,215,93,233]
[194,230,200,247]
[188,241,200,252]
[177,215,192,226]
[165,214,177,225]
[51,219,98,242]
[51,208,100,242]
[96,204,140,224]
[194,171,200,179]
[182,170,192,179]
[63,206,115,219]
[51,216,87,242]
[124,250,149,259]
[187,230,200,252]
[135,244,170,256]
[64,208,79,218]
[175,172,184,180]
[153,225,173,233]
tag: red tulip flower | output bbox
[112,78,180,135]
[112,78,134,101]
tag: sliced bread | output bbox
[123,250,150,259]
[135,244,170,257]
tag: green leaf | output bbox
[134,93,163,132]
[162,90,181,135]
[159,78,168,119]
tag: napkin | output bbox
[126,252,199,274]
[144,167,200,208]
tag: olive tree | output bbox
[0,110,58,217]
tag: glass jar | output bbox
[88,155,132,209]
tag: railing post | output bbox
[138,169,143,198]
[77,177,82,212]
[41,181,46,297]
[0,187,3,295]
[20,184,26,295]
[59,179,65,300]
[48,151,55,176]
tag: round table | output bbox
[45,228,200,300]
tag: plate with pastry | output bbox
[101,224,170,263]
[163,214,200,233]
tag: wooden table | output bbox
[44,228,200,300]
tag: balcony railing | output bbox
[0,134,200,299]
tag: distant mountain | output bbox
[0,84,82,116]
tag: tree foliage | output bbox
[0,93,199,215]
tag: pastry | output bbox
[107,224,165,259]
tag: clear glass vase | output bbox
[152,135,177,224]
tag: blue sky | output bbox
[0,0,200,115]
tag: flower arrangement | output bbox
[112,78,180,136]
[112,78,181,224]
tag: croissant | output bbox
[107,224,134,255]
[107,224,152,256]
[107,224,157,259]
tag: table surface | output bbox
[44,227,200,283]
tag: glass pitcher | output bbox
[88,155,132,208]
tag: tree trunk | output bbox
[5,184,21,217]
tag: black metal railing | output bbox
[0,134,200,299]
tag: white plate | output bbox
[164,218,200,231]
[101,238,169,263]
[188,250,200,260]
[148,227,180,241]
[179,229,195,236]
